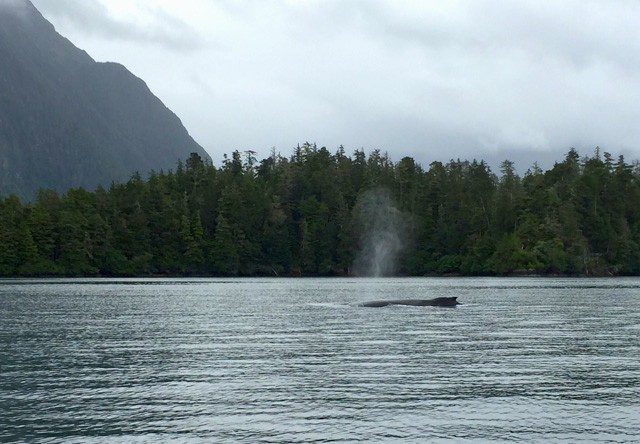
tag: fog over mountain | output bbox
[28,0,640,173]
[0,0,209,199]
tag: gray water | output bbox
[1,278,639,443]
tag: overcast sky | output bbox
[28,0,640,172]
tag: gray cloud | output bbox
[27,0,640,172]
[30,0,201,51]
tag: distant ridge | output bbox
[0,0,211,199]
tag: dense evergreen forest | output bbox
[1,144,640,277]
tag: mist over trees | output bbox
[2,145,640,277]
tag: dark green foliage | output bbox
[2,147,640,277]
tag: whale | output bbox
[360,296,460,308]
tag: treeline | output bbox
[1,145,640,277]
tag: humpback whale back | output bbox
[360,296,459,308]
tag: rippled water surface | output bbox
[1,277,640,442]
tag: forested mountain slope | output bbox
[0,0,210,199]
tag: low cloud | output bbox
[31,0,201,51]
[27,0,640,170]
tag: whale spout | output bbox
[360,296,460,308]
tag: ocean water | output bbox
[1,277,639,443]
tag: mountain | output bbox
[0,0,211,199]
